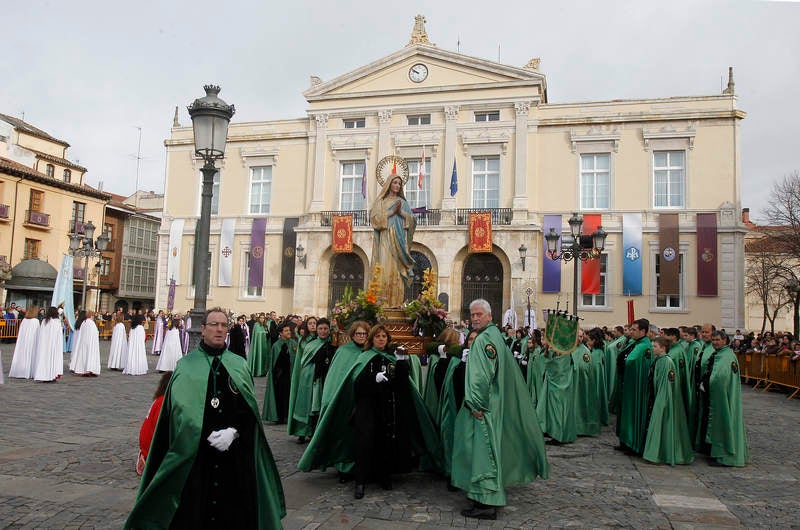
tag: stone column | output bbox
[309,113,328,213]
[441,105,459,213]
[377,109,392,159]
[513,101,530,222]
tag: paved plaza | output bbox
[0,340,797,529]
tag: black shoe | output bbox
[461,504,497,520]
[338,472,353,484]
[546,438,565,446]
[297,436,306,444]
[354,484,365,499]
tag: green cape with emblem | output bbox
[125,348,285,529]
[451,324,549,507]
[287,336,325,437]
[618,336,653,454]
[247,321,271,377]
[643,354,694,465]
[261,337,297,422]
[438,355,463,477]
[535,348,577,443]
[526,345,546,408]
[666,341,696,444]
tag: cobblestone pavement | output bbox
[1,342,798,529]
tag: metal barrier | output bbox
[0,319,20,339]
[739,351,800,400]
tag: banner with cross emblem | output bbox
[218,218,235,286]
[331,214,353,253]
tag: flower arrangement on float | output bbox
[404,268,448,337]
[332,264,387,328]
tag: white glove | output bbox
[699,382,706,393]
[437,344,446,356]
[461,349,470,362]
[376,370,389,383]
[521,360,528,366]
[207,427,239,452]
[514,352,522,359]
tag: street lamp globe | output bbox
[187,85,236,160]
[545,227,560,254]
[592,225,608,252]
[69,232,82,251]
[568,212,583,239]
[96,231,110,252]
[83,220,96,241]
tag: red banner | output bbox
[696,213,718,296]
[627,299,635,324]
[581,214,602,295]
[468,212,493,253]
[331,215,353,253]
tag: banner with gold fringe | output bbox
[332,214,353,253]
[544,310,580,355]
[468,211,492,253]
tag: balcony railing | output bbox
[25,210,50,227]
[412,208,441,226]
[320,210,370,227]
[0,204,9,219]
[67,220,87,233]
[455,208,513,226]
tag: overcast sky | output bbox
[2,0,797,220]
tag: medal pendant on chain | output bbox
[210,396,220,409]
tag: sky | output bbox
[2,0,797,220]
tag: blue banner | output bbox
[52,254,76,330]
[622,213,642,296]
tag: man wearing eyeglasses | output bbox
[126,308,285,529]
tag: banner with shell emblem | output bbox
[468,211,492,253]
[332,214,353,253]
[167,218,185,285]
[696,212,718,296]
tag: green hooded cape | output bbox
[536,349,577,443]
[298,348,443,473]
[667,341,696,444]
[618,336,652,454]
[248,322,271,377]
[604,335,627,401]
[642,354,694,465]
[287,336,325,437]
[526,345,546,408]
[591,346,610,426]
[572,344,604,436]
[261,337,297,422]
[438,355,463,477]
[422,349,443,424]
[451,324,549,507]
[125,348,285,529]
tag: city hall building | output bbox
[156,16,746,329]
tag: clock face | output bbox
[409,63,428,83]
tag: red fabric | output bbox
[331,215,353,253]
[139,395,165,459]
[581,214,602,294]
[468,212,493,253]
[627,300,635,325]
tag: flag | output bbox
[166,278,176,311]
[418,146,425,189]
[450,158,458,197]
[658,213,680,295]
[581,214,602,295]
[167,218,185,285]
[218,218,235,287]
[542,215,562,293]
[361,161,367,200]
[696,213,718,296]
[468,212,492,253]
[249,218,267,289]
[627,299,635,324]
[52,254,76,330]
[622,213,643,296]
[331,214,353,253]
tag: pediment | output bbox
[304,45,546,102]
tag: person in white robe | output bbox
[107,313,129,370]
[33,307,65,382]
[124,312,148,375]
[9,309,40,379]
[71,312,101,376]
[155,317,183,372]
[151,311,166,355]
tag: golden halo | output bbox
[375,155,410,186]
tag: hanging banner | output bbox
[167,218,185,285]
[166,278,176,311]
[622,213,643,295]
[696,213,718,297]
[658,213,680,296]
[249,218,267,289]
[468,212,492,253]
[542,215,562,293]
[627,299,635,324]
[581,214,602,295]
[52,254,76,331]
[331,214,353,253]
[545,311,580,355]
[281,217,299,288]
[218,218,235,287]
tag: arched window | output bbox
[328,253,365,311]
[404,251,432,301]
[45,164,54,177]
[63,169,71,183]
[461,254,503,323]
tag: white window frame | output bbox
[339,160,366,211]
[474,111,500,122]
[650,248,687,313]
[471,156,500,208]
[407,114,431,126]
[579,253,609,309]
[579,153,611,210]
[404,158,431,209]
[241,249,264,299]
[652,150,686,209]
[343,118,365,129]
[249,166,272,215]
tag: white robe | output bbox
[71,319,101,375]
[9,318,39,379]
[33,319,65,381]
[155,328,182,372]
[107,322,129,370]
[124,325,148,375]
[68,327,82,370]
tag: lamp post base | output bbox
[188,308,205,352]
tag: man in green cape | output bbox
[287,321,327,442]
[695,330,749,466]
[643,337,694,465]
[125,308,285,529]
[616,318,653,455]
[248,315,270,377]
[451,299,549,520]
[604,326,627,400]
[262,321,297,423]
[663,328,696,443]
[536,345,577,443]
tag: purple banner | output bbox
[249,218,267,288]
[696,213,718,296]
[166,278,176,311]
[542,214,562,293]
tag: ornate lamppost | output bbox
[68,220,110,310]
[186,85,235,350]
[544,212,607,317]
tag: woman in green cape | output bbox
[586,328,610,427]
[422,327,461,425]
[247,314,270,377]
[287,316,320,442]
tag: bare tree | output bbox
[763,170,800,256]
[745,244,793,333]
